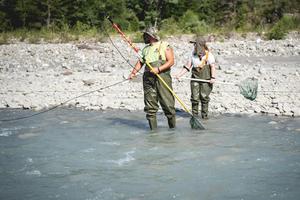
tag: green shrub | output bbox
[131,31,143,43]
[126,13,140,31]
[39,27,56,42]
[12,29,28,42]
[74,21,91,33]
[0,11,9,32]
[159,17,180,35]
[268,15,300,40]
[268,23,286,40]
[178,10,212,35]
[179,10,200,33]
[27,34,40,43]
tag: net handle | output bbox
[178,77,236,85]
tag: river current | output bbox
[0,109,299,200]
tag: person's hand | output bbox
[174,74,181,81]
[209,78,216,84]
[151,67,160,74]
[128,72,136,80]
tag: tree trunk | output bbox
[46,0,51,28]
[21,0,26,27]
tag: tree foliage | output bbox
[0,0,299,35]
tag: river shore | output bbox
[0,33,299,117]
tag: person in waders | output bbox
[175,38,216,119]
[128,27,176,130]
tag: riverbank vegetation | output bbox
[0,0,299,44]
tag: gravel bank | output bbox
[0,34,299,117]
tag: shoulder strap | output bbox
[198,51,209,69]
[158,41,162,60]
[199,50,209,66]
[204,50,209,62]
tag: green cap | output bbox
[143,27,160,41]
[190,37,206,55]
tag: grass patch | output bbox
[0,25,107,44]
[0,15,299,45]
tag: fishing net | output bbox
[238,77,258,101]
[190,116,205,130]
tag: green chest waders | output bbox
[143,60,176,130]
[190,64,213,118]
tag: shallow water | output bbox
[0,109,300,200]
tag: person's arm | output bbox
[128,60,143,79]
[207,52,216,83]
[151,47,174,74]
[209,63,216,83]
[175,60,192,79]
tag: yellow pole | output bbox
[145,60,192,116]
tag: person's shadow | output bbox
[107,109,189,130]
[107,117,148,130]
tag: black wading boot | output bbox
[167,116,176,129]
[201,103,209,120]
[148,118,157,130]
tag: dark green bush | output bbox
[159,17,181,35]
[268,15,300,40]
[178,10,212,34]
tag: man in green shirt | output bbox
[129,27,176,130]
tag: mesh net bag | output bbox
[238,77,258,100]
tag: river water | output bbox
[0,109,299,200]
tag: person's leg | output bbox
[157,73,176,129]
[190,80,200,116]
[199,83,213,119]
[143,73,159,130]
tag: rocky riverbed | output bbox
[0,34,299,117]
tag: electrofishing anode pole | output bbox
[106,16,139,52]
[106,16,205,130]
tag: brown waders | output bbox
[143,61,176,130]
[191,64,213,119]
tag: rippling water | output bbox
[0,109,299,200]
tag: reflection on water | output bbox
[0,109,300,200]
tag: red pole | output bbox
[106,16,139,53]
